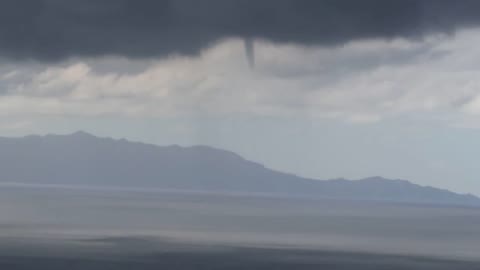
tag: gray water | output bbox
[0,183,479,261]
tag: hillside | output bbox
[0,131,478,206]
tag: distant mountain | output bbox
[0,131,478,206]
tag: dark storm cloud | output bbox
[1,0,480,61]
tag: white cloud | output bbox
[2,29,480,125]
[1,70,18,80]
[0,120,31,131]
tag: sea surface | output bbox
[0,183,479,269]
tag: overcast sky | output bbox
[1,0,480,194]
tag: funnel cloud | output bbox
[244,37,255,69]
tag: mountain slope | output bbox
[0,131,478,206]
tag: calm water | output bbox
[0,183,479,261]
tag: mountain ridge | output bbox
[0,131,478,206]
